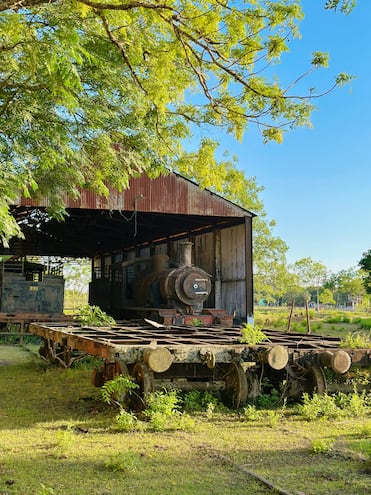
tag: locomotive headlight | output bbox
[193,278,209,295]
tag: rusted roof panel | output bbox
[15,173,254,218]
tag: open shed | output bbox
[1,173,255,322]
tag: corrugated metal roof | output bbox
[15,172,255,218]
[4,172,256,257]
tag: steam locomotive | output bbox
[90,242,232,326]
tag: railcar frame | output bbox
[29,322,371,408]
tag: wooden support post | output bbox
[305,297,311,335]
[287,299,295,332]
[244,217,254,322]
[214,230,222,309]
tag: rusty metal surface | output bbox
[5,191,252,259]
[0,273,64,314]
[28,323,371,368]
[13,173,253,218]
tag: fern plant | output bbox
[100,375,139,410]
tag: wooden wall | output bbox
[91,218,253,321]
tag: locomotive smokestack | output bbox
[179,241,193,267]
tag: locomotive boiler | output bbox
[117,242,232,326]
[133,242,210,310]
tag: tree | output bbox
[0,0,351,246]
[319,288,336,306]
[63,258,91,300]
[253,241,290,305]
[291,257,328,310]
[325,269,366,308]
[359,249,371,295]
[325,0,356,14]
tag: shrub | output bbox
[298,390,370,421]
[266,409,283,427]
[273,318,286,328]
[255,388,281,409]
[71,355,103,370]
[115,410,139,432]
[299,393,342,421]
[311,439,333,454]
[335,389,370,417]
[74,304,116,326]
[240,323,268,345]
[104,452,142,473]
[37,485,55,495]
[182,390,219,413]
[242,404,284,426]
[291,323,299,332]
[352,317,362,325]
[325,316,342,324]
[242,404,261,421]
[144,389,193,431]
[100,374,139,410]
[356,440,371,460]
[359,318,371,330]
[340,331,371,349]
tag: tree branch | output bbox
[0,0,176,12]
[79,0,175,12]
[0,0,57,11]
[98,12,147,94]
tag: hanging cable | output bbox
[119,194,144,237]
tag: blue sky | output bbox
[215,1,371,273]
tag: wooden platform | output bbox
[28,322,371,368]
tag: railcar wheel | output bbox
[224,363,248,408]
[39,339,59,364]
[130,362,155,410]
[278,364,327,401]
[303,364,327,395]
[246,371,261,401]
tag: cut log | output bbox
[320,350,351,374]
[145,348,173,373]
[263,345,289,370]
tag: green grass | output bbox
[255,308,371,339]
[0,345,370,495]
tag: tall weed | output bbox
[298,390,370,421]
[340,331,371,349]
[182,390,219,412]
[115,409,140,432]
[144,389,194,431]
[104,452,142,473]
[240,323,268,344]
[359,318,371,330]
[311,439,333,454]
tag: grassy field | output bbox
[255,307,371,339]
[0,346,370,495]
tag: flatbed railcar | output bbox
[29,321,371,407]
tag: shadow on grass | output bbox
[0,443,271,495]
[0,345,109,430]
[1,345,370,495]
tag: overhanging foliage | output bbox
[0,0,351,247]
